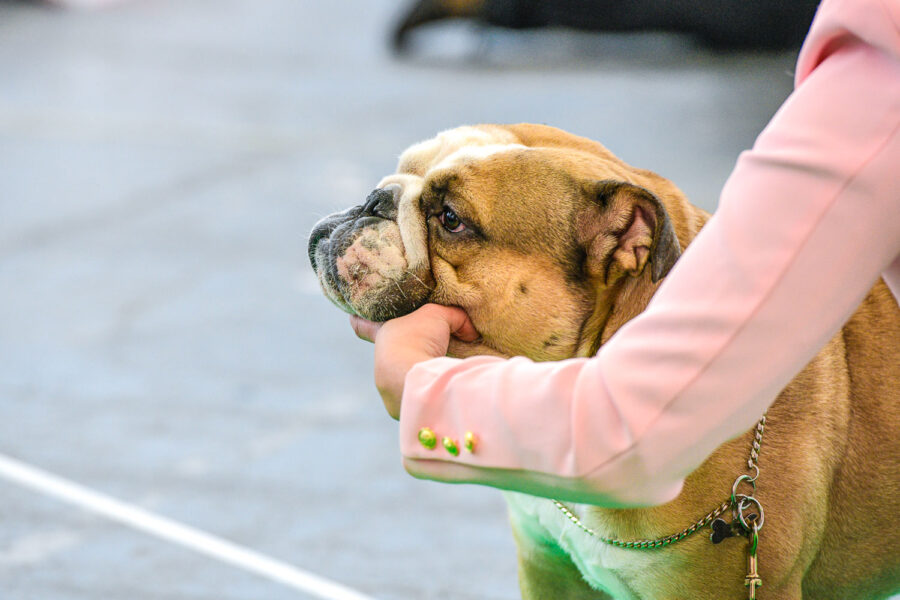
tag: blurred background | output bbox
[0,0,804,598]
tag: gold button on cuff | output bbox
[464,431,477,453]
[418,427,437,450]
[442,437,460,456]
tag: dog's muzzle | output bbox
[307,186,433,322]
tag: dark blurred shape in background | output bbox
[394,0,820,53]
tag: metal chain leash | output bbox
[552,498,732,549]
[552,414,767,550]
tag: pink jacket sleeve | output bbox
[398,0,900,507]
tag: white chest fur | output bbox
[505,491,654,600]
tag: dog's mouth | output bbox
[308,187,434,322]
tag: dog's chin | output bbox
[311,235,434,322]
[356,279,432,322]
[315,266,432,322]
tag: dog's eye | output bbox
[439,207,466,233]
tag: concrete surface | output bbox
[0,1,802,598]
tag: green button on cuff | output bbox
[418,427,437,450]
[464,431,477,453]
[442,437,459,456]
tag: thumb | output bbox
[421,304,479,343]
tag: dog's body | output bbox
[309,124,900,599]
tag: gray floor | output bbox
[0,1,801,599]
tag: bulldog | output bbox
[308,124,900,599]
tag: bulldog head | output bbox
[309,124,693,360]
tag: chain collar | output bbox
[553,414,767,549]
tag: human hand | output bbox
[350,304,479,419]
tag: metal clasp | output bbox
[733,494,765,534]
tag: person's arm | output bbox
[394,0,900,507]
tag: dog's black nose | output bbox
[361,187,397,219]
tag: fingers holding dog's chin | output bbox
[370,304,482,419]
[350,315,382,343]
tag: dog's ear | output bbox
[577,180,681,287]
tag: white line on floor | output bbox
[0,453,376,600]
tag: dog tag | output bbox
[709,518,734,544]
